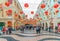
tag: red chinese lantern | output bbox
[5,2,10,7]
[24,3,29,8]
[53,4,59,8]
[8,9,12,13]
[31,11,34,14]
[6,9,12,15]
[15,14,18,17]
[40,4,46,9]
[44,11,48,16]
[36,14,38,16]
[55,10,59,13]
[20,11,23,14]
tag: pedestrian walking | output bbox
[2,26,6,34]
[8,26,12,34]
[55,26,58,33]
[5,27,8,34]
[36,25,41,34]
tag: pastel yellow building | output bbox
[0,0,25,29]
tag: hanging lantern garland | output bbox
[8,9,12,13]
[36,14,38,17]
[40,4,46,9]
[5,2,10,7]
[24,3,29,8]
[15,14,18,17]
[55,10,59,14]
[53,3,59,8]
[6,9,12,15]
[14,14,18,19]
[20,11,23,14]
[31,11,34,14]
[44,11,49,16]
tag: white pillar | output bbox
[47,21,50,31]
[53,18,57,32]
[44,22,46,30]
[53,22,55,32]
[12,19,15,29]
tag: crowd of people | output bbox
[0,26,12,35]
[19,24,59,34]
[19,25,42,34]
[0,25,42,35]
[0,24,58,35]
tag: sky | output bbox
[18,0,42,19]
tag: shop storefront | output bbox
[0,22,5,30]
